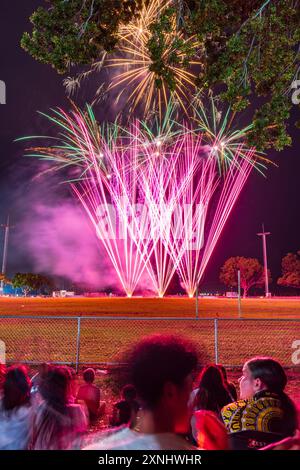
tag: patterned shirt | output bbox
[221,391,285,434]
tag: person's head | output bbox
[122,384,137,401]
[3,365,31,411]
[198,364,225,390]
[126,334,198,433]
[40,366,72,412]
[239,357,298,436]
[83,368,95,384]
[195,364,231,412]
[239,357,287,400]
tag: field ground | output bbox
[0,296,300,317]
[0,296,299,402]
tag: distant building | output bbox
[226,291,238,298]
[52,290,75,298]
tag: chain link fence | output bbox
[0,316,299,371]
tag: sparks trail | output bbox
[65,0,201,118]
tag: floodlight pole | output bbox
[0,215,11,294]
[257,224,271,298]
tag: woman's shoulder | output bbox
[193,409,225,432]
[253,390,282,404]
[221,398,248,415]
[221,393,281,419]
[221,393,286,434]
[194,409,219,420]
[0,402,33,423]
[66,403,88,429]
[67,403,84,409]
[66,402,87,417]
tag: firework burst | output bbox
[107,0,201,116]
[191,95,271,175]
[64,1,201,118]
[18,102,263,297]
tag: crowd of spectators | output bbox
[0,335,299,451]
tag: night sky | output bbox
[0,1,299,293]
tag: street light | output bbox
[257,224,271,298]
[0,215,13,294]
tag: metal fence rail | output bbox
[0,316,299,371]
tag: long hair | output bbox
[194,365,232,414]
[2,365,31,412]
[32,366,74,450]
[39,366,71,414]
[246,357,298,436]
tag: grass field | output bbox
[0,295,300,317]
[0,296,299,364]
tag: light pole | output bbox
[257,224,271,298]
[0,215,11,294]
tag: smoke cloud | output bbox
[7,161,123,291]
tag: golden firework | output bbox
[106,0,201,116]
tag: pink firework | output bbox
[23,105,261,297]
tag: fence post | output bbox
[214,319,219,363]
[75,317,81,373]
[195,286,199,319]
[237,269,242,317]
